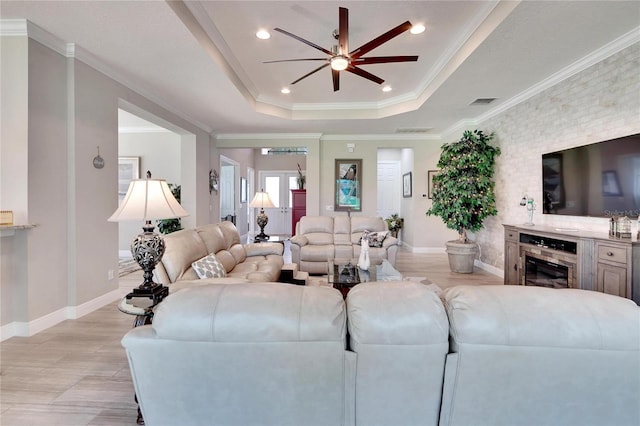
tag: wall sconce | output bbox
[209,169,219,194]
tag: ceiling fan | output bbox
[265,7,419,92]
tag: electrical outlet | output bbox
[326,205,334,211]
[108,269,115,280]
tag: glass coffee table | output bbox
[328,258,402,298]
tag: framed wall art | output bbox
[403,172,412,198]
[428,170,440,199]
[118,157,140,196]
[334,159,362,211]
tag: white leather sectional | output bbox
[122,283,640,426]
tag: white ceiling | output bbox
[2,1,639,136]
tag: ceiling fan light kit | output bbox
[266,7,419,92]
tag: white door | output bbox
[260,171,298,236]
[377,161,402,219]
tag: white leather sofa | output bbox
[153,221,284,292]
[122,283,639,426]
[122,283,356,426]
[439,285,640,426]
[290,215,400,274]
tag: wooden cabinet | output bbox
[504,226,519,285]
[291,190,306,236]
[595,241,631,298]
[503,224,639,303]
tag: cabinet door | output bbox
[504,241,519,285]
[596,262,628,298]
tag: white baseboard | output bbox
[0,288,125,341]
[474,259,504,278]
[408,246,447,254]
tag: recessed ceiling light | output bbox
[382,86,392,92]
[281,87,291,94]
[410,24,425,35]
[256,30,271,40]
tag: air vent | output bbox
[470,98,497,105]
[396,127,434,134]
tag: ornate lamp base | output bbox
[127,221,169,308]
[255,209,270,241]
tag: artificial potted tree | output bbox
[426,130,501,273]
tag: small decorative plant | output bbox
[385,213,404,235]
[157,184,183,234]
[297,163,306,189]
[426,130,501,243]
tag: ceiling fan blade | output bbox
[264,58,328,64]
[350,21,413,59]
[338,7,349,55]
[352,55,418,65]
[274,28,334,56]
[345,65,385,85]
[291,63,330,85]
[332,69,340,92]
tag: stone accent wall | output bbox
[475,43,640,272]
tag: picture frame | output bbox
[602,170,622,196]
[428,170,440,199]
[240,177,247,203]
[403,172,412,198]
[118,157,140,196]
[335,159,362,211]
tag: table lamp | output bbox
[250,189,275,241]
[108,171,189,306]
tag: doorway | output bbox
[220,156,238,223]
[259,171,298,236]
[377,160,402,219]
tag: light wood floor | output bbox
[0,248,503,425]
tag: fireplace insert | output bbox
[525,255,570,289]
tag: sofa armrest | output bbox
[290,235,308,247]
[244,242,284,257]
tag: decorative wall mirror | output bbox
[209,169,219,194]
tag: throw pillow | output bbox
[192,253,227,279]
[360,230,388,248]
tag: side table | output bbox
[118,296,162,425]
[118,297,155,327]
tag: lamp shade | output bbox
[249,191,275,209]
[108,178,189,222]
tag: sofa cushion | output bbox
[214,250,236,273]
[196,224,227,254]
[152,283,346,342]
[299,216,334,235]
[161,229,208,283]
[219,220,242,247]
[192,253,227,279]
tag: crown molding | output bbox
[1,18,213,134]
[442,25,640,139]
[118,126,171,134]
[215,133,323,141]
[475,26,640,126]
[321,133,441,142]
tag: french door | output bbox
[259,171,299,236]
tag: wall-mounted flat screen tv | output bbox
[542,133,640,218]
